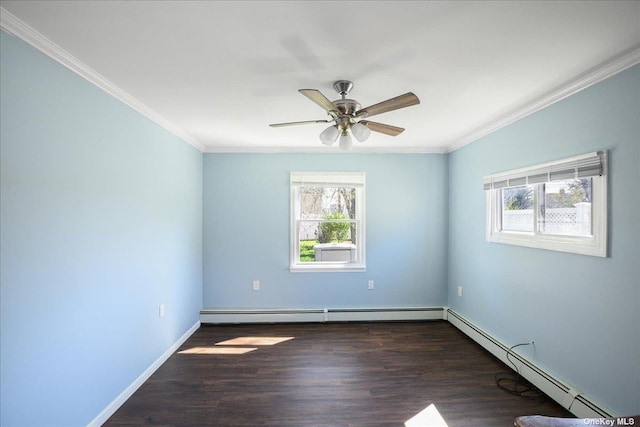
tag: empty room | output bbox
[1,1,638,426]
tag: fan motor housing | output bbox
[333,99,361,116]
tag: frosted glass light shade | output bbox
[339,131,353,151]
[319,125,340,145]
[351,122,371,142]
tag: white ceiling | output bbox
[1,1,639,153]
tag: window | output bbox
[484,151,607,257]
[290,171,365,272]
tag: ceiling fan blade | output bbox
[355,92,420,118]
[269,119,331,127]
[359,120,405,136]
[299,89,339,116]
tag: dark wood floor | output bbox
[105,321,572,426]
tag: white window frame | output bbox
[290,171,366,272]
[485,151,607,257]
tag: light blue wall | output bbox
[0,31,203,427]
[203,153,448,309]
[448,65,640,414]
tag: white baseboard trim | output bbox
[200,307,446,324]
[445,308,614,418]
[87,321,200,427]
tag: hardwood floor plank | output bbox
[105,321,572,426]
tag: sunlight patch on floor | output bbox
[405,403,449,427]
[178,347,257,355]
[179,336,295,356]
[215,336,295,346]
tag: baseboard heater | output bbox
[200,307,445,324]
[445,308,614,418]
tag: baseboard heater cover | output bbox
[200,307,445,324]
[200,308,325,324]
[446,308,614,419]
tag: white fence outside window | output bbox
[503,203,591,236]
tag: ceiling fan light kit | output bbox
[339,130,353,151]
[270,80,420,151]
[319,125,340,145]
[350,122,371,142]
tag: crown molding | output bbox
[447,45,640,153]
[203,145,448,154]
[0,7,206,152]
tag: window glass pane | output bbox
[297,185,358,264]
[500,186,534,232]
[300,186,356,220]
[297,221,357,263]
[291,172,365,271]
[538,178,592,236]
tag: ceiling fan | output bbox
[269,80,420,150]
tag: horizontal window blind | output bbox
[291,171,365,187]
[483,151,605,190]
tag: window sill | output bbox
[487,232,606,257]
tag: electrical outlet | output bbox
[159,304,165,317]
[252,280,260,291]
[368,280,374,290]
[457,286,463,297]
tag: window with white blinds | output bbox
[484,151,608,257]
